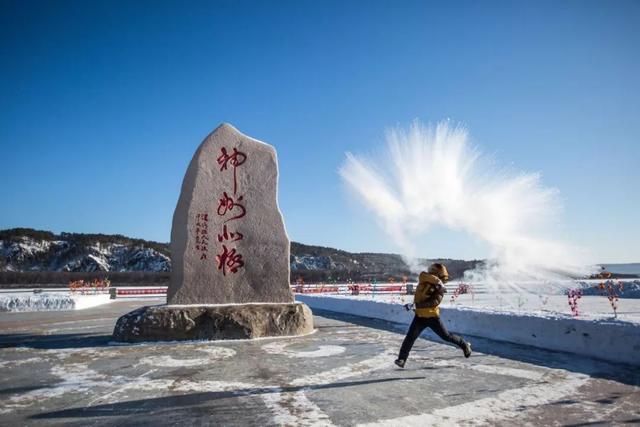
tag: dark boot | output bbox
[462,341,472,358]
[394,358,406,368]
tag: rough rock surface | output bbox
[112,302,313,342]
[168,123,293,305]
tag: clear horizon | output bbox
[1,0,639,264]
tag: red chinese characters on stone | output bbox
[217,192,246,223]
[217,224,243,243]
[215,146,247,275]
[215,245,245,276]
[217,147,246,195]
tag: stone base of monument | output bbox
[112,302,314,342]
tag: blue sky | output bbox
[1,0,638,263]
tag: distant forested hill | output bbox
[0,228,483,284]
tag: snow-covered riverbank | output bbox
[368,291,640,322]
[296,294,640,366]
[0,292,111,312]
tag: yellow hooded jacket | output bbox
[414,272,446,318]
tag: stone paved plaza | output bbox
[1,300,639,426]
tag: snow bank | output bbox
[579,280,640,298]
[296,295,640,366]
[73,294,112,310]
[0,293,111,312]
[0,294,75,312]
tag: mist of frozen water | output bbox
[340,120,593,293]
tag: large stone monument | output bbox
[113,123,313,342]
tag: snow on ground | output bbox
[73,294,112,310]
[357,370,591,427]
[307,283,640,321]
[262,341,346,358]
[136,346,236,367]
[435,291,638,322]
[0,292,111,312]
[296,293,640,366]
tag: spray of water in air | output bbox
[339,120,592,293]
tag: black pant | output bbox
[398,315,466,361]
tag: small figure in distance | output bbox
[395,263,472,368]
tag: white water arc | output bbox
[339,120,591,293]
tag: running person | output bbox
[395,263,472,368]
